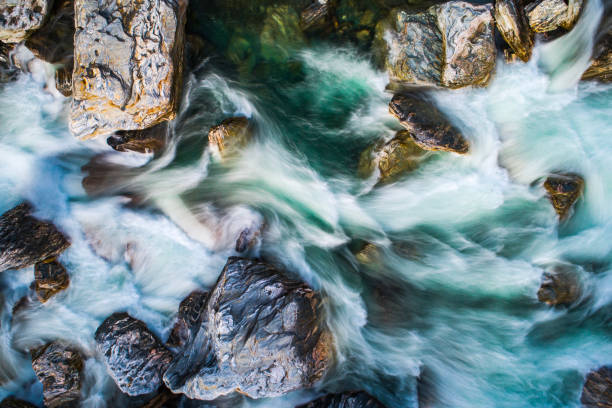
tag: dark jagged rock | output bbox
[358,130,426,184]
[25,0,74,66]
[0,397,37,408]
[0,203,70,272]
[0,0,52,43]
[107,123,169,154]
[384,2,495,88]
[581,366,612,408]
[301,0,333,32]
[543,173,584,220]
[167,290,208,351]
[235,225,263,253]
[525,0,583,33]
[95,313,173,396]
[389,94,469,154]
[296,391,386,408]
[71,0,187,139]
[164,257,333,400]
[582,28,612,83]
[55,66,72,97]
[208,117,252,160]
[33,259,70,303]
[495,0,534,62]
[537,264,581,306]
[31,342,83,408]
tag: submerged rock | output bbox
[33,259,70,303]
[0,397,37,408]
[581,366,612,408]
[354,242,383,266]
[543,173,584,220]
[296,391,386,408]
[107,122,169,154]
[537,264,581,306]
[0,0,52,43]
[235,224,263,253]
[525,0,583,33]
[95,313,173,396]
[582,29,611,83]
[31,342,83,408]
[167,290,209,351]
[495,0,534,62]
[358,130,426,184]
[0,203,70,272]
[389,94,469,154]
[384,2,495,88]
[164,257,333,400]
[208,117,252,160]
[71,0,187,139]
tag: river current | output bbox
[0,1,611,407]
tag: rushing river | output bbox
[0,1,611,407]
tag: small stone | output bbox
[33,259,70,303]
[31,342,83,408]
[537,264,581,306]
[354,242,383,266]
[581,366,612,408]
[543,173,584,220]
[208,117,252,160]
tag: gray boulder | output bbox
[389,93,469,154]
[0,203,70,272]
[164,257,334,400]
[0,0,52,43]
[31,342,83,408]
[95,313,173,396]
[70,0,187,139]
[495,0,534,62]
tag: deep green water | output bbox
[0,0,611,407]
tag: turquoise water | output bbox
[0,1,611,407]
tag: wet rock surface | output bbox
[384,2,495,88]
[164,257,333,400]
[581,366,612,408]
[31,342,83,408]
[95,313,173,396]
[537,264,581,306]
[389,93,469,153]
[358,130,426,184]
[0,397,37,408]
[0,203,70,272]
[32,259,70,303]
[583,28,612,83]
[296,391,386,408]
[525,0,583,33]
[167,290,209,351]
[0,0,52,43]
[495,0,534,62]
[107,122,169,154]
[543,173,584,220]
[71,0,187,139]
[55,66,72,97]
[301,0,333,32]
[208,117,252,160]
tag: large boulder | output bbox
[581,366,612,408]
[33,259,70,303]
[31,342,84,408]
[95,313,173,396]
[166,290,208,351]
[208,117,252,160]
[543,173,584,220]
[0,0,52,43]
[164,257,334,400]
[495,0,534,62]
[537,264,581,306]
[0,203,70,272]
[296,391,386,408]
[582,28,611,83]
[70,0,187,139]
[358,130,426,184]
[525,0,583,33]
[384,1,495,88]
[389,93,469,154]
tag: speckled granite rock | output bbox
[495,0,534,62]
[31,342,83,408]
[164,257,333,400]
[70,0,187,139]
[0,0,52,43]
[95,313,173,396]
[33,259,70,302]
